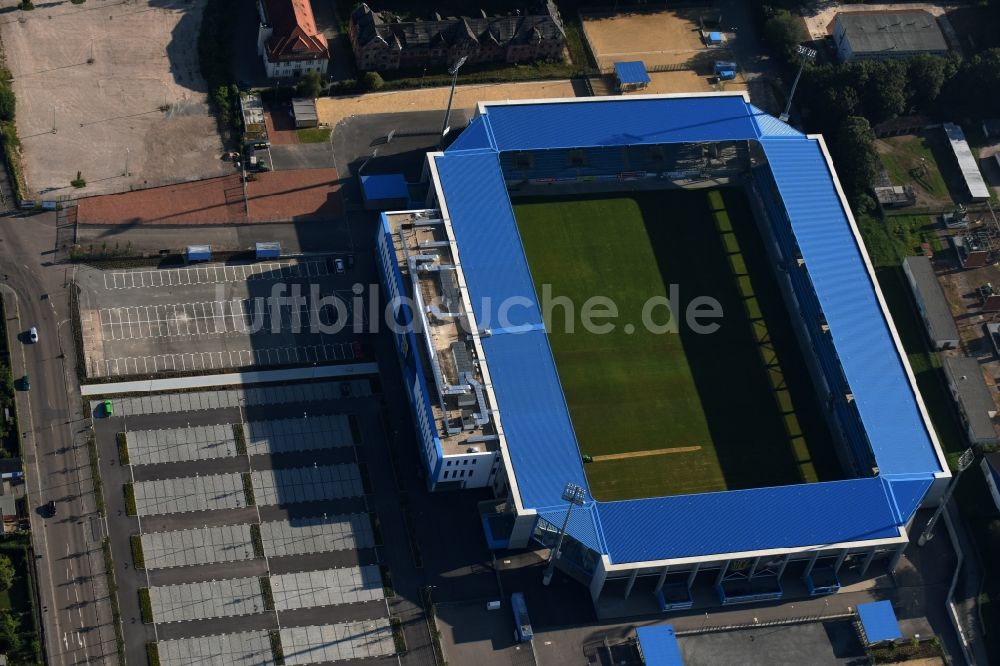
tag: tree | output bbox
[763,10,806,65]
[0,610,19,652]
[907,54,948,110]
[0,554,15,592]
[361,71,384,92]
[0,87,14,123]
[829,116,879,210]
[296,70,323,99]
[858,60,907,124]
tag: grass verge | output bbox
[296,127,331,143]
[250,523,264,559]
[146,643,160,666]
[129,534,144,570]
[233,422,247,456]
[243,473,256,506]
[269,630,284,665]
[116,431,129,465]
[86,433,105,516]
[138,588,153,624]
[102,538,126,659]
[259,576,274,611]
[380,564,395,598]
[369,512,383,546]
[390,617,406,654]
[123,483,137,516]
[422,586,446,665]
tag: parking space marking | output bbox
[127,424,238,466]
[149,577,264,623]
[103,260,331,289]
[158,631,274,666]
[101,380,372,417]
[100,342,356,377]
[280,620,395,665]
[261,515,374,558]
[132,473,245,516]
[142,524,255,570]
[270,566,383,611]
[98,292,359,341]
[246,414,354,456]
[251,464,363,507]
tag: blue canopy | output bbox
[636,625,683,665]
[361,173,409,201]
[857,601,903,644]
[614,61,651,86]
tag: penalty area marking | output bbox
[591,446,701,462]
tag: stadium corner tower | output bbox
[376,92,949,610]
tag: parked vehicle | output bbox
[28,326,38,343]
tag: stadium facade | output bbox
[375,92,950,608]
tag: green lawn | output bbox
[513,189,841,501]
[296,127,332,144]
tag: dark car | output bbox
[44,501,56,517]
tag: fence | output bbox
[943,504,978,665]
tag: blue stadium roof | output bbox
[434,94,944,563]
[636,625,684,666]
[614,61,651,86]
[857,601,903,644]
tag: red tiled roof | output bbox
[264,0,330,62]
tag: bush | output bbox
[146,643,161,666]
[130,534,144,569]
[269,630,284,665]
[296,71,323,99]
[0,88,14,123]
[233,423,247,456]
[123,483,137,516]
[390,617,406,654]
[138,588,153,624]
[116,432,129,465]
[259,576,274,611]
[70,171,86,188]
[361,71,384,92]
[250,523,264,558]
[242,473,255,506]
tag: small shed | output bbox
[255,242,281,259]
[713,61,737,81]
[857,601,903,645]
[942,355,998,446]
[292,98,319,128]
[706,31,724,45]
[186,245,211,264]
[636,625,683,665]
[613,61,651,93]
[982,452,1000,513]
[361,173,411,211]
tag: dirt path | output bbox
[592,446,702,462]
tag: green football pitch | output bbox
[512,189,844,501]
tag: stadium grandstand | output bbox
[376,93,949,612]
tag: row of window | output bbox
[443,468,473,479]
[445,458,477,466]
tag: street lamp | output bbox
[542,482,586,586]
[439,56,468,147]
[779,44,817,123]
[918,447,975,546]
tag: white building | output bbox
[257,0,330,79]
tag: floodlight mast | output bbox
[439,56,468,147]
[542,482,587,586]
[918,447,974,546]
[779,45,817,123]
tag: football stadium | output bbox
[376,93,950,611]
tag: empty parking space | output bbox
[159,630,274,666]
[104,260,330,290]
[281,620,395,665]
[102,381,371,418]
[150,577,265,623]
[142,524,254,569]
[99,293,358,341]
[247,415,354,456]
[102,342,356,377]
[270,566,383,610]
[133,474,246,516]
[251,465,363,506]
[261,515,373,558]
[127,424,238,466]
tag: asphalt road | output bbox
[0,212,116,665]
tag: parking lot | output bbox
[91,379,399,665]
[76,258,366,378]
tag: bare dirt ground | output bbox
[316,79,579,130]
[1,0,227,199]
[581,8,721,71]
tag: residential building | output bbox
[349,1,565,72]
[832,11,948,62]
[257,0,330,79]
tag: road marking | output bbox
[99,342,357,377]
[103,260,331,289]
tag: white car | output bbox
[334,258,345,274]
[28,327,38,343]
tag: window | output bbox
[446,460,452,467]
[463,459,468,465]
[472,459,478,464]
[443,471,449,479]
